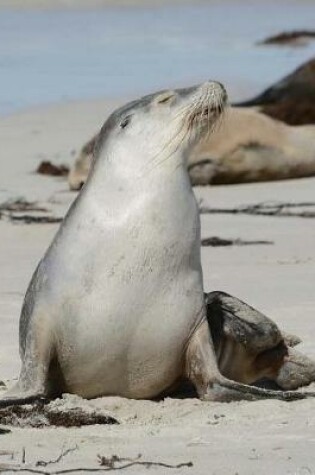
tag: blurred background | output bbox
[1,0,315,116]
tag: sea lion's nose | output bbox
[201,80,228,103]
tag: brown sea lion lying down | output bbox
[235,58,315,126]
[68,107,315,190]
[67,60,315,190]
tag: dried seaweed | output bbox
[201,236,273,247]
[0,404,118,428]
[0,199,47,213]
[0,199,62,224]
[200,201,315,218]
[9,215,62,224]
[36,162,69,177]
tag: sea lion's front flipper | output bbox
[0,311,53,409]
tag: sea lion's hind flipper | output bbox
[204,291,315,391]
[204,291,287,385]
[276,347,315,390]
[209,376,315,402]
[282,331,301,348]
[205,291,282,354]
[185,319,315,402]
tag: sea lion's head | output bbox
[92,81,227,177]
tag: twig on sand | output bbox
[98,454,142,469]
[199,201,315,218]
[0,453,193,473]
[98,453,192,470]
[36,447,78,468]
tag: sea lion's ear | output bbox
[153,91,175,106]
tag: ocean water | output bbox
[0,0,314,116]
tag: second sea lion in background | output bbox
[68,107,315,190]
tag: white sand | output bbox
[0,99,315,474]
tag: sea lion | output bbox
[68,133,99,191]
[1,82,315,409]
[68,107,315,189]
[236,58,315,107]
[258,30,315,47]
[190,107,315,184]
[235,58,315,125]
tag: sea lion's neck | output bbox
[71,148,195,232]
[84,145,191,198]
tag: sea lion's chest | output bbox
[48,177,204,397]
[72,176,200,281]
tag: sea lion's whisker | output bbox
[148,103,197,172]
[142,131,184,174]
[142,86,226,174]
[143,104,196,173]
[144,123,188,174]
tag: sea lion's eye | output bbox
[156,93,174,105]
[120,115,131,129]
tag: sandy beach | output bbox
[1,0,315,472]
[0,96,315,473]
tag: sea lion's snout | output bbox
[197,80,228,112]
[203,80,227,99]
[192,81,227,118]
[180,81,228,145]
